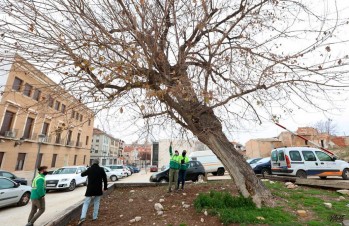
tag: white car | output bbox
[0,177,31,208]
[45,166,88,191]
[271,147,349,179]
[102,166,123,181]
[105,165,127,177]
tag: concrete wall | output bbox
[245,140,282,158]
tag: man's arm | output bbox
[102,169,108,190]
[169,142,173,156]
[36,178,45,198]
[81,167,89,177]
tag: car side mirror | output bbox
[14,182,20,188]
[77,170,82,174]
[332,156,337,161]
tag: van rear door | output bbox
[271,149,287,174]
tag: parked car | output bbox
[0,177,31,208]
[125,166,134,175]
[131,166,140,173]
[271,147,349,179]
[0,170,28,185]
[189,150,225,176]
[149,161,206,182]
[102,166,123,181]
[150,165,158,172]
[246,158,262,165]
[45,166,88,191]
[251,157,271,176]
[106,165,127,177]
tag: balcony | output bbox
[4,129,18,138]
[66,140,75,147]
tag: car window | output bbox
[271,150,278,161]
[189,162,196,168]
[103,168,109,172]
[315,151,332,161]
[256,158,270,164]
[2,172,15,179]
[289,151,302,161]
[250,158,261,164]
[278,150,285,161]
[53,168,77,174]
[302,151,317,161]
[0,178,15,189]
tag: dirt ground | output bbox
[67,181,238,226]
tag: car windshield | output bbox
[256,158,270,164]
[161,166,169,171]
[53,168,77,174]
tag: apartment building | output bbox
[90,128,124,165]
[0,55,94,171]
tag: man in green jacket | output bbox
[26,166,48,226]
[178,150,190,190]
[168,142,181,192]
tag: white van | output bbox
[189,150,225,176]
[271,147,349,179]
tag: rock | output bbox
[297,210,307,217]
[201,218,204,223]
[120,215,123,218]
[154,203,164,211]
[172,205,176,208]
[182,201,185,205]
[269,181,275,184]
[129,198,133,202]
[346,204,349,207]
[261,179,269,182]
[157,211,163,215]
[324,203,332,209]
[285,182,293,186]
[256,216,265,220]
[339,196,346,200]
[204,210,208,216]
[183,204,190,209]
[183,193,187,196]
[196,193,199,196]
[130,190,135,193]
[159,199,165,203]
[130,219,136,223]
[287,184,296,189]
[135,216,141,222]
[343,220,349,226]
[337,190,349,196]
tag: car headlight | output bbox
[61,178,69,182]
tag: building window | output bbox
[61,104,66,113]
[37,153,43,167]
[71,111,75,119]
[96,139,99,143]
[80,115,83,122]
[23,83,33,97]
[12,77,23,91]
[76,133,81,147]
[75,112,79,120]
[0,111,15,136]
[83,155,86,165]
[54,101,60,111]
[42,122,50,136]
[73,155,77,165]
[48,95,54,108]
[85,136,89,145]
[88,119,91,126]
[32,89,41,101]
[0,152,4,168]
[51,154,57,167]
[66,130,72,146]
[15,153,26,170]
[55,128,62,144]
[95,150,98,153]
[305,140,308,145]
[23,117,34,139]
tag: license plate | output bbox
[46,184,55,187]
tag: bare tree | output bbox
[313,119,337,135]
[1,0,349,207]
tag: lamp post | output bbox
[32,134,46,181]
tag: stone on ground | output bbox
[183,204,190,209]
[129,198,133,202]
[324,203,332,209]
[339,196,345,200]
[130,190,135,193]
[337,190,349,196]
[159,198,165,203]
[256,216,265,220]
[130,219,136,223]
[297,210,307,217]
[135,216,141,222]
[154,203,164,211]
[287,184,296,189]
[201,218,205,222]
[285,182,293,186]
[261,179,269,182]
[204,210,208,216]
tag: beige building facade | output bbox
[0,55,94,172]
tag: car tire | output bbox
[68,180,76,191]
[18,192,30,206]
[212,172,217,176]
[159,178,168,183]
[296,170,307,179]
[217,168,225,176]
[342,168,349,180]
[110,175,118,182]
[261,168,271,177]
[319,176,327,180]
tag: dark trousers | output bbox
[178,169,187,189]
[28,197,45,224]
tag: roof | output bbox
[251,138,281,142]
[331,137,347,147]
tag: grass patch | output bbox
[195,182,348,225]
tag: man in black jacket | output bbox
[78,159,108,225]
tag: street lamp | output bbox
[32,134,46,181]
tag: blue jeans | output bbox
[80,196,101,220]
[178,170,187,189]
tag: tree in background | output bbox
[1,0,349,207]
[313,119,337,135]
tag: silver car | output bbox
[0,177,31,208]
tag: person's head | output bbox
[38,166,48,175]
[182,150,187,156]
[92,159,100,165]
[175,150,179,156]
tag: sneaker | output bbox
[92,218,98,221]
[78,218,85,225]
[25,223,33,226]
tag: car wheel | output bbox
[342,168,349,180]
[159,178,167,183]
[217,168,225,176]
[18,192,30,206]
[196,174,205,182]
[261,168,271,177]
[319,176,327,180]
[110,175,118,181]
[212,172,217,176]
[68,180,76,191]
[296,170,307,179]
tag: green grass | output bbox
[194,181,348,225]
